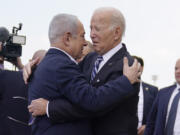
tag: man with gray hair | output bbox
[47,7,139,135]
[27,13,140,135]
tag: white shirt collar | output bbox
[50,47,78,65]
[97,42,123,72]
[102,42,123,62]
[176,83,180,89]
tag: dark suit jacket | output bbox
[48,44,140,135]
[0,70,31,135]
[144,84,176,135]
[141,82,158,125]
[28,48,135,135]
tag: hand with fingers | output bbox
[23,57,39,84]
[138,125,146,135]
[28,98,48,117]
[123,57,141,84]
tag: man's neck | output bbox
[50,46,78,64]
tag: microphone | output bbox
[0,27,9,42]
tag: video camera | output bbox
[0,23,26,62]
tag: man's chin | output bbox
[94,47,101,53]
[176,78,180,84]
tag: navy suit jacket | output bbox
[142,82,158,125]
[48,44,140,135]
[144,84,176,135]
[28,48,135,135]
[0,70,31,135]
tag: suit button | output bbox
[97,79,100,83]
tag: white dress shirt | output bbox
[166,83,180,135]
[137,81,144,128]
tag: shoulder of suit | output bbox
[123,51,134,66]
[158,84,176,95]
[160,84,176,91]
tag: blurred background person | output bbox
[0,49,46,135]
[144,58,180,135]
[76,40,94,63]
[133,56,158,135]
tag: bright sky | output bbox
[1,0,180,88]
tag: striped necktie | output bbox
[165,88,180,135]
[91,56,103,82]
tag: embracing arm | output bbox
[28,58,140,121]
[58,58,139,112]
[48,97,118,123]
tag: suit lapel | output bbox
[162,85,176,121]
[92,45,127,83]
[142,82,151,124]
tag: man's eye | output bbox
[95,27,100,31]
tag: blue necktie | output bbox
[165,88,180,135]
[91,56,103,82]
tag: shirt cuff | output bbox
[46,101,50,117]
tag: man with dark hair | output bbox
[133,55,158,135]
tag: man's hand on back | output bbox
[23,57,39,84]
[28,98,48,117]
[123,57,140,84]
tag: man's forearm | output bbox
[48,98,116,123]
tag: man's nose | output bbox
[90,29,96,39]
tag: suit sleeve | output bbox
[56,63,136,112]
[144,93,159,135]
[48,97,117,123]
[48,98,93,123]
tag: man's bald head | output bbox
[32,50,46,64]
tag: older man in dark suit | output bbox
[144,58,180,135]
[27,13,139,135]
[26,7,140,135]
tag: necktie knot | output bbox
[96,56,103,63]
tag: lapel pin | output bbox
[145,87,149,91]
[108,62,113,66]
[97,79,100,83]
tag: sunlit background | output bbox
[1,0,180,89]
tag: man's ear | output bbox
[63,32,72,46]
[114,27,122,41]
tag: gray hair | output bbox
[48,13,79,44]
[94,7,126,36]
